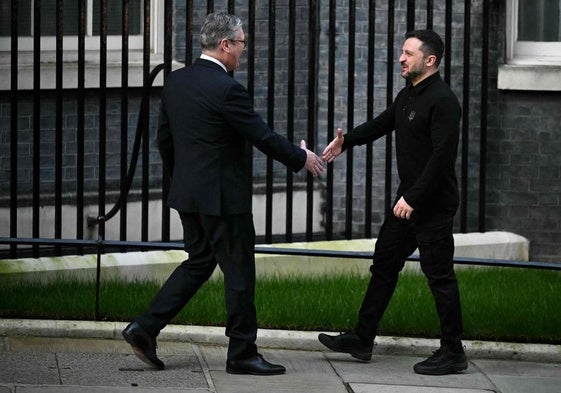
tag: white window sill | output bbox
[498,64,561,91]
[1,52,184,90]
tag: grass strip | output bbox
[1,267,559,344]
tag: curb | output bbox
[1,318,559,363]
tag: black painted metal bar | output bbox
[120,0,130,245]
[285,0,297,243]
[185,1,193,66]
[77,0,86,254]
[246,0,255,98]
[385,0,395,215]
[427,0,434,29]
[9,0,18,258]
[364,0,376,239]
[161,0,173,242]
[479,0,489,232]
[407,0,416,30]
[306,0,319,241]
[141,0,151,243]
[246,1,256,202]
[95,0,109,320]
[325,0,336,241]
[460,0,471,232]
[98,0,108,242]
[32,0,42,258]
[265,0,276,243]
[55,0,63,255]
[207,0,214,14]
[444,0,452,84]
[2,237,561,272]
[345,0,356,239]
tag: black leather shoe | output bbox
[318,332,373,361]
[226,354,286,375]
[122,322,165,370]
[413,347,468,375]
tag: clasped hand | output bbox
[322,128,344,163]
[301,140,324,177]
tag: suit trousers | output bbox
[354,214,463,351]
[135,212,258,361]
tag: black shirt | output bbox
[343,71,461,217]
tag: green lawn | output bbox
[1,267,559,344]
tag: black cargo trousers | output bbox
[354,213,463,351]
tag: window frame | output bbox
[506,0,561,65]
[0,1,172,90]
[499,0,561,91]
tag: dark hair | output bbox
[405,30,444,66]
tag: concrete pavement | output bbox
[0,319,560,393]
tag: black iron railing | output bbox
[3,1,497,259]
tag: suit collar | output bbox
[197,56,228,73]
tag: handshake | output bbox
[301,127,345,177]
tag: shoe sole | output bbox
[413,361,468,375]
[318,334,372,361]
[226,367,286,376]
[122,330,165,370]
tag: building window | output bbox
[499,0,561,91]
[0,0,168,90]
[0,0,143,51]
[506,0,561,65]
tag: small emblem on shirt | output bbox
[408,110,416,121]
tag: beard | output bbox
[401,62,426,83]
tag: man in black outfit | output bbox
[122,12,323,376]
[319,30,467,375]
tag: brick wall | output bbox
[0,89,162,205]
[487,92,561,261]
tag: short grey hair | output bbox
[200,12,243,50]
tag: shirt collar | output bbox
[200,53,228,72]
[408,71,440,94]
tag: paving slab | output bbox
[10,384,205,392]
[0,352,60,385]
[6,337,128,354]
[488,375,561,393]
[325,353,495,391]
[473,358,561,378]
[472,358,561,393]
[201,345,349,393]
[56,352,206,388]
[347,384,493,393]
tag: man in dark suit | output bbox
[122,12,323,375]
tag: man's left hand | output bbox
[393,196,414,220]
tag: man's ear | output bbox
[426,54,437,66]
[219,38,231,53]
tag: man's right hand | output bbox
[322,128,344,163]
[300,140,324,177]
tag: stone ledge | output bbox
[0,231,529,282]
[1,318,559,363]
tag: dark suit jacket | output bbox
[157,58,306,216]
